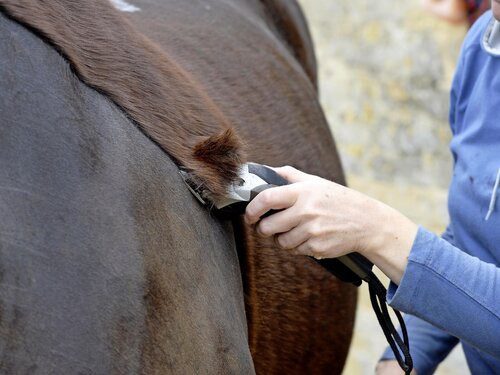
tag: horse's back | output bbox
[0,13,254,374]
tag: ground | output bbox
[297,0,470,373]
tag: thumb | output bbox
[272,166,314,183]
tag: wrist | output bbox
[362,202,419,284]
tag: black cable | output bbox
[313,255,413,373]
[367,272,413,375]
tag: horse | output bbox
[0,0,357,373]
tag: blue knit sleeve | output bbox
[379,226,459,375]
[386,227,500,359]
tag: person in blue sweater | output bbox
[244,5,500,375]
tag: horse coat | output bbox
[0,1,357,373]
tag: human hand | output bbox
[375,360,418,375]
[244,166,418,284]
[420,0,468,23]
[245,166,379,259]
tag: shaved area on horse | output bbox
[109,0,140,13]
[0,0,356,373]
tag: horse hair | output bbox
[0,0,246,199]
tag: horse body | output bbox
[0,1,356,373]
[0,13,254,373]
[126,3,356,371]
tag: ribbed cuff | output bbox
[379,227,463,374]
[386,226,435,307]
[380,227,436,373]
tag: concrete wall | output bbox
[297,1,470,373]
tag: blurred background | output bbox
[297,0,470,374]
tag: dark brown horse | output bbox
[0,0,356,373]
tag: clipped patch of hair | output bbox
[191,128,246,199]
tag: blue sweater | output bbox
[381,12,500,374]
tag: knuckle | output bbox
[259,190,274,206]
[277,235,290,249]
[301,210,315,221]
[245,207,255,219]
[299,201,315,219]
[310,245,326,260]
[309,199,321,212]
[306,195,319,209]
[306,222,321,237]
[297,242,311,256]
[258,221,271,236]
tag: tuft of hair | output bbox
[191,128,246,200]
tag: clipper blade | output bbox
[179,170,211,206]
[180,163,267,210]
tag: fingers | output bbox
[296,241,312,257]
[296,240,326,259]
[375,359,418,375]
[256,207,301,238]
[273,166,313,183]
[274,224,309,249]
[295,236,332,260]
[245,184,298,224]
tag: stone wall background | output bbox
[297,1,470,374]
